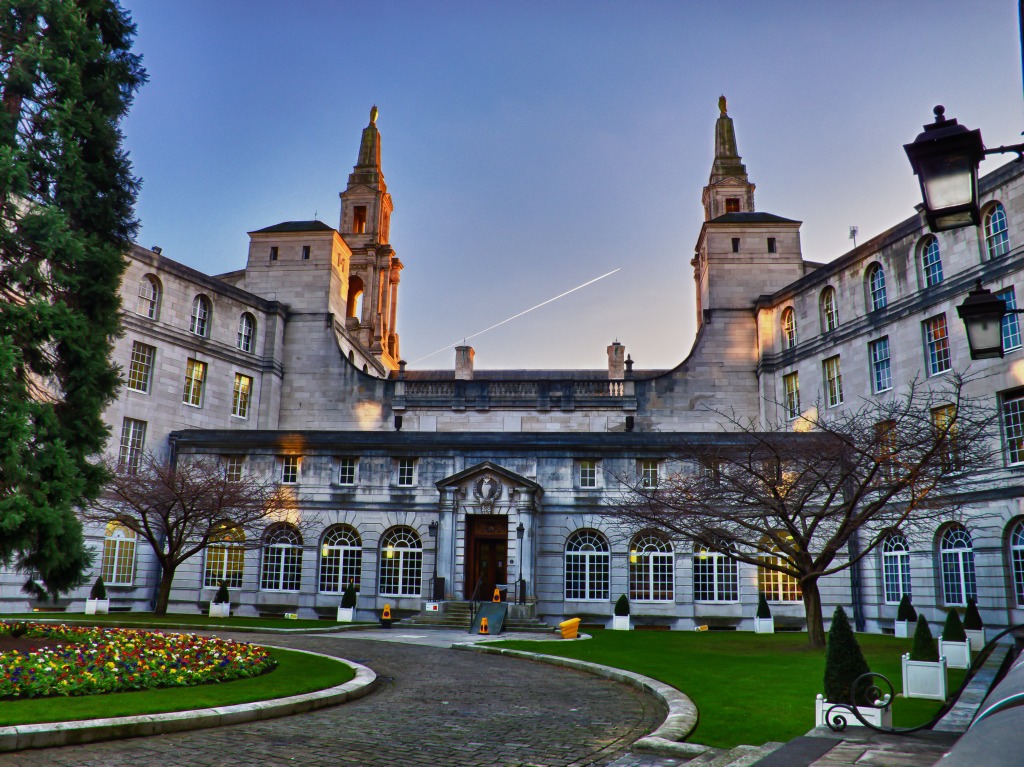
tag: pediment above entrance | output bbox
[436,461,542,513]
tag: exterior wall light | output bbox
[957,281,1011,359]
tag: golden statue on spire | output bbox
[370,105,378,124]
[718,95,727,115]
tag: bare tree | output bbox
[609,374,996,648]
[85,453,310,615]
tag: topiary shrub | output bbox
[214,581,231,605]
[824,606,872,705]
[963,598,983,630]
[614,594,630,616]
[896,593,917,622]
[341,582,358,609]
[89,577,106,601]
[756,591,772,619]
[942,609,967,642]
[910,615,939,662]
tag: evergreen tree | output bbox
[756,591,772,619]
[942,609,967,642]
[614,594,630,616]
[341,582,358,609]
[910,615,939,662]
[896,593,917,622]
[0,2,145,598]
[963,598,984,630]
[824,606,871,705]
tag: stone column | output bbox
[437,486,458,599]
[515,487,536,600]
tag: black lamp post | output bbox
[427,519,439,601]
[516,521,525,605]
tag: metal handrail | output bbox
[467,577,484,633]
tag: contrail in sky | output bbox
[409,268,621,365]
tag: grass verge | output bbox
[6,612,365,631]
[0,647,354,726]
[493,630,966,749]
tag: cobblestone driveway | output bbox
[1,633,663,767]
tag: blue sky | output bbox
[122,1,1023,370]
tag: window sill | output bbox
[183,402,203,409]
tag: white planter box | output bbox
[938,637,971,670]
[902,653,948,700]
[754,616,774,634]
[815,694,892,728]
[85,598,109,615]
[336,606,355,622]
[611,615,631,631]
[965,628,986,650]
[208,602,231,618]
[894,620,911,638]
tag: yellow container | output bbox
[559,617,581,639]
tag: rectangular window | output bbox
[767,237,777,253]
[875,420,897,481]
[397,458,416,487]
[731,237,740,253]
[870,337,892,393]
[118,417,146,471]
[693,550,738,602]
[1005,392,1024,465]
[281,456,300,484]
[999,288,1022,352]
[224,456,244,482]
[725,197,740,213]
[231,373,252,418]
[353,206,367,234]
[783,372,800,420]
[101,529,135,586]
[270,246,278,262]
[301,245,310,260]
[182,359,206,407]
[579,460,598,488]
[338,457,357,485]
[932,404,959,471]
[127,341,155,393]
[640,460,659,488]
[924,315,951,376]
[823,355,843,408]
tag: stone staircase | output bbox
[402,601,554,634]
[610,741,784,767]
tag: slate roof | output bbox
[708,212,801,224]
[251,220,336,234]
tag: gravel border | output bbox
[0,646,377,752]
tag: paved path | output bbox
[1,632,663,767]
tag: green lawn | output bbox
[6,612,366,631]
[493,631,966,749]
[0,646,355,725]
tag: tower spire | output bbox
[353,105,382,182]
[710,95,748,185]
[701,97,755,221]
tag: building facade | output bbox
[8,103,1024,634]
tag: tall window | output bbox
[281,456,300,484]
[881,533,911,604]
[319,525,362,593]
[932,404,958,471]
[640,460,660,488]
[224,456,244,482]
[260,524,303,591]
[204,526,244,588]
[924,315,951,376]
[136,275,160,319]
[758,539,802,602]
[628,533,674,601]
[781,307,798,349]
[875,419,897,481]
[564,530,610,601]
[784,372,800,419]
[397,458,416,486]
[823,355,843,408]
[867,263,887,311]
[190,295,212,337]
[182,358,206,407]
[231,373,252,418]
[820,287,839,333]
[693,544,738,602]
[101,522,136,586]
[1004,392,1024,465]
[338,457,357,485]
[940,525,976,606]
[984,203,1010,259]
[118,417,146,471]
[237,313,256,353]
[1010,520,1024,607]
[869,337,892,393]
[127,342,155,393]
[579,460,598,488]
[998,288,1021,352]
[379,527,422,597]
[921,237,943,287]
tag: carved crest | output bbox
[473,476,503,506]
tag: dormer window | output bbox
[353,206,367,234]
[725,197,740,213]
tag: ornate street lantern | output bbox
[957,281,1008,359]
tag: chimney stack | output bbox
[607,341,625,379]
[455,345,475,380]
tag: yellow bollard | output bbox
[480,617,489,635]
[381,603,392,629]
[492,587,501,603]
[558,617,581,639]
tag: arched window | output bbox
[984,203,1010,259]
[260,524,302,591]
[939,525,976,606]
[867,263,887,311]
[136,275,161,320]
[921,237,943,287]
[781,307,798,349]
[693,542,738,602]
[319,525,362,593]
[881,533,911,604]
[1009,520,1024,607]
[379,527,422,597]
[347,276,364,319]
[820,287,839,333]
[564,530,609,601]
[237,313,256,353]
[204,525,245,588]
[190,295,212,337]
[628,533,674,601]
[101,521,136,586]
[758,537,801,602]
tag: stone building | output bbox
[8,102,1024,634]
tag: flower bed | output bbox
[0,622,276,699]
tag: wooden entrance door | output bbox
[465,515,508,599]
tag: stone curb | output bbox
[455,642,707,759]
[0,646,377,752]
[20,618,377,635]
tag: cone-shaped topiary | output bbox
[942,609,967,642]
[756,592,772,619]
[341,582,358,609]
[824,606,872,705]
[896,594,917,622]
[963,598,983,630]
[90,577,106,601]
[910,615,939,662]
[214,581,231,605]
[614,594,630,616]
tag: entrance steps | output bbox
[402,601,554,634]
[684,742,784,767]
